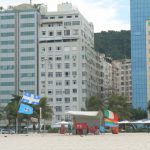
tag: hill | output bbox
[94,30,131,60]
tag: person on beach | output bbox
[68,123,72,135]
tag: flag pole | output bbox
[39,107,42,133]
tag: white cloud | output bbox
[0,0,130,32]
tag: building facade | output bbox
[131,0,150,110]
[0,3,113,123]
[38,3,113,122]
[0,4,39,105]
[112,59,132,104]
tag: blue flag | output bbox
[18,103,33,115]
[21,92,40,105]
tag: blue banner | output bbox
[21,92,40,105]
[18,103,33,115]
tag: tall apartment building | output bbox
[0,3,113,123]
[131,0,150,110]
[112,59,132,104]
[38,3,111,122]
[0,4,39,105]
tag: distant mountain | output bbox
[94,30,131,60]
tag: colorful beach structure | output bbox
[65,110,119,134]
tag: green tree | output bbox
[33,97,53,121]
[94,30,130,60]
[130,108,147,120]
[4,95,53,130]
[4,94,21,126]
[86,96,107,111]
[107,95,131,120]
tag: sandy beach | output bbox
[0,133,150,150]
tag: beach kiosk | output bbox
[65,111,103,135]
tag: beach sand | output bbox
[0,133,150,150]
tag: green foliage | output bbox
[4,95,53,126]
[107,95,131,120]
[86,96,107,111]
[94,30,131,60]
[86,95,132,120]
[4,94,21,124]
[32,97,53,120]
[130,108,147,120]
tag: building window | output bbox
[56,72,62,77]
[56,90,62,95]
[72,71,77,77]
[65,80,70,86]
[73,63,76,67]
[56,81,62,86]
[56,57,62,61]
[48,90,53,95]
[56,63,62,69]
[72,29,79,35]
[64,22,71,26]
[73,89,77,93]
[55,106,62,112]
[73,80,77,85]
[64,30,70,36]
[48,81,53,85]
[42,31,46,35]
[56,31,62,36]
[49,47,52,51]
[72,55,77,61]
[82,89,87,93]
[56,46,61,50]
[65,72,70,77]
[65,106,70,110]
[49,57,53,61]
[66,16,72,18]
[72,21,80,25]
[65,55,70,60]
[48,72,53,77]
[73,97,77,102]
[65,97,70,103]
[65,63,70,69]
[49,31,54,36]
[56,98,62,102]
[64,89,70,94]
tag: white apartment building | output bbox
[100,57,112,98]
[0,2,113,123]
[38,3,111,122]
[0,4,39,105]
[112,59,132,103]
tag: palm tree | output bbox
[32,97,53,131]
[4,94,21,127]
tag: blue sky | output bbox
[0,0,130,32]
